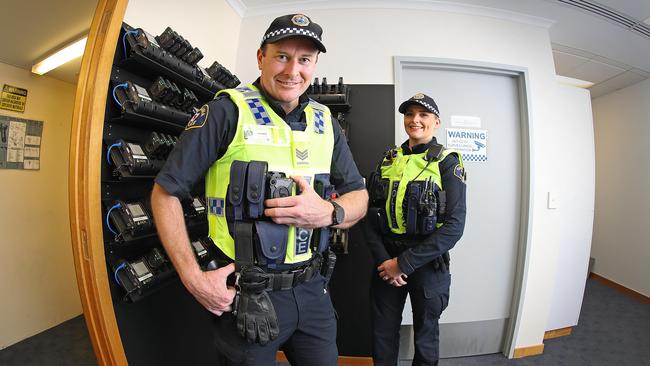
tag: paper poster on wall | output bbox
[446,128,487,162]
[0,114,43,170]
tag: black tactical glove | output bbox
[235,267,280,345]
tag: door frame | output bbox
[394,56,534,358]
[69,0,129,364]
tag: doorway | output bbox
[394,57,533,358]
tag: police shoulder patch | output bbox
[185,104,209,130]
[454,164,466,182]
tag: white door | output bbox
[396,59,525,357]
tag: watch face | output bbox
[332,202,344,225]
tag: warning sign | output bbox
[1,84,28,113]
[446,128,488,162]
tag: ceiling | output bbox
[1,0,649,98]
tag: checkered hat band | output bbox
[415,100,439,116]
[263,27,321,42]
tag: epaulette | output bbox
[425,143,444,162]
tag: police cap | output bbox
[398,93,440,117]
[261,14,326,53]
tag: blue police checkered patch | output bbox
[208,197,225,216]
[246,99,272,125]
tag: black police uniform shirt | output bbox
[364,137,467,275]
[155,78,365,204]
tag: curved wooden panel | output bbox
[69,0,128,364]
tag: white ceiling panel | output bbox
[586,71,647,99]
[631,68,650,77]
[570,59,626,84]
[594,70,648,92]
[553,51,589,75]
[591,55,632,71]
[552,43,595,59]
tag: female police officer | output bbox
[363,93,466,366]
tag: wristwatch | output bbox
[330,201,345,227]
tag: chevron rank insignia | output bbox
[296,148,308,160]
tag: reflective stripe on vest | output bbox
[205,84,334,264]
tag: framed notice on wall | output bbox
[0,114,43,170]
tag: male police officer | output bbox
[364,93,466,366]
[151,14,368,366]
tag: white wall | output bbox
[0,62,81,349]
[124,0,242,72]
[591,78,650,297]
[546,83,595,331]
[235,6,565,351]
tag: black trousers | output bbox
[213,273,338,366]
[371,262,450,366]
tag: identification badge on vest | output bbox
[243,125,274,144]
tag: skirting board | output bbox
[544,327,572,340]
[277,352,372,365]
[513,344,545,358]
[590,273,650,306]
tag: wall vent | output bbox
[555,0,650,39]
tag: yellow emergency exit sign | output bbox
[1,84,28,113]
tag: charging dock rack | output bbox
[101,22,237,302]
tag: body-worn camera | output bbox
[367,171,389,205]
[206,61,240,89]
[109,139,164,176]
[110,200,153,237]
[266,172,293,199]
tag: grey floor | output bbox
[1,278,648,366]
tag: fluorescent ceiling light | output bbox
[32,37,87,75]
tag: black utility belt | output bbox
[257,258,321,291]
[237,250,336,292]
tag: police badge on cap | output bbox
[291,14,310,26]
[261,13,326,53]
